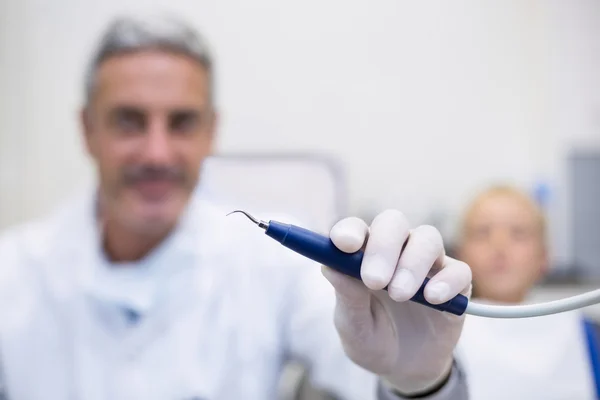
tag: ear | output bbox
[80,107,96,157]
[538,246,550,278]
[206,109,219,149]
[454,243,465,262]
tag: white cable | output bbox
[465,288,600,318]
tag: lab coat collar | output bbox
[46,185,225,308]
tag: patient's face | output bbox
[83,50,215,235]
[459,193,547,303]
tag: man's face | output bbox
[459,193,547,303]
[83,50,215,235]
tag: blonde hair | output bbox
[459,184,547,247]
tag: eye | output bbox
[511,226,531,241]
[110,107,146,134]
[469,226,490,241]
[170,111,200,134]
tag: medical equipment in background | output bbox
[571,149,600,279]
[228,210,600,319]
[199,154,346,233]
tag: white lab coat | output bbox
[0,188,379,400]
[456,301,597,400]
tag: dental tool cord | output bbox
[465,288,600,318]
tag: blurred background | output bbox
[2,1,600,398]
[1,1,600,305]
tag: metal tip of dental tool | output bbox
[226,210,258,224]
[226,210,269,229]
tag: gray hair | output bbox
[85,14,214,105]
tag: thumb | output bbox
[321,266,374,332]
[321,265,370,307]
[322,265,392,373]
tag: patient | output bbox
[455,185,600,400]
[458,185,548,304]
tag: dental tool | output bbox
[227,210,468,316]
[227,210,600,319]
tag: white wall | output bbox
[537,0,600,267]
[1,0,599,266]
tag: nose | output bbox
[142,118,175,164]
[490,230,510,252]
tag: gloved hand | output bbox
[321,209,472,396]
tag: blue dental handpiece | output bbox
[228,210,468,316]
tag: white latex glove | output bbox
[321,209,472,396]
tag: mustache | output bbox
[122,165,186,186]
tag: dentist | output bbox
[0,14,472,400]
